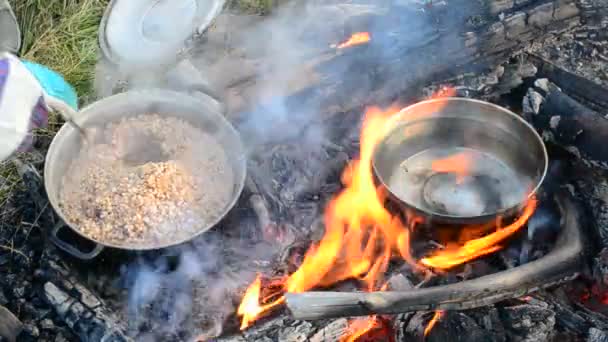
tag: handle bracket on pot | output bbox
[49,221,104,260]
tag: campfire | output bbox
[3,0,608,342]
[235,91,542,340]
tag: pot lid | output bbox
[99,0,225,66]
[0,0,21,54]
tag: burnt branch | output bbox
[285,191,586,320]
[38,258,131,341]
[525,79,608,170]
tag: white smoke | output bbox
[92,0,478,340]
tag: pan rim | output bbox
[371,97,548,222]
[44,89,247,251]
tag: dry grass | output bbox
[10,0,109,100]
[0,0,271,210]
[229,0,275,14]
[0,0,108,217]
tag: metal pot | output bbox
[44,89,246,259]
[372,97,548,225]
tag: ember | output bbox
[237,90,539,340]
[424,310,445,337]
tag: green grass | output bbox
[0,0,108,214]
[10,0,109,100]
[0,0,273,209]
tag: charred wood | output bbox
[215,317,318,342]
[525,79,608,170]
[37,257,131,342]
[527,53,608,111]
[532,291,608,335]
[588,328,608,342]
[217,0,588,124]
[572,170,608,251]
[500,303,556,341]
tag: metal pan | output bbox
[372,97,548,225]
[44,89,246,259]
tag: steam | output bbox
[123,230,278,340]
[92,0,478,340]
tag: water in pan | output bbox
[388,147,531,217]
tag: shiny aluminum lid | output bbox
[99,0,225,66]
[0,0,21,54]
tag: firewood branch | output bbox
[285,191,587,320]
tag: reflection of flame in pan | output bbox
[421,172,504,217]
[394,147,530,219]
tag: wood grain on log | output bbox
[197,0,589,123]
[527,54,608,111]
[526,79,608,170]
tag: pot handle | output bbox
[49,221,104,260]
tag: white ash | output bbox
[59,114,234,248]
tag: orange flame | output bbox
[333,32,371,49]
[341,317,380,342]
[237,275,284,330]
[424,310,445,337]
[431,151,475,184]
[236,89,537,340]
[420,198,537,270]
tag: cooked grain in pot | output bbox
[59,114,234,247]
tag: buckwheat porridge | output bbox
[59,114,234,247]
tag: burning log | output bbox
[284,191,586,320]
[212,0,590,121]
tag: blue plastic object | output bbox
[21,60,79,110]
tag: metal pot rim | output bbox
[44,89,246,251]
[371,97,548,223]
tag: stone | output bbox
[554,0,580,20]
[523,88,545,115]
[528,2,555,28]
[504,12,529,39]
[489,0,515,15]
[534,78,552,92]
